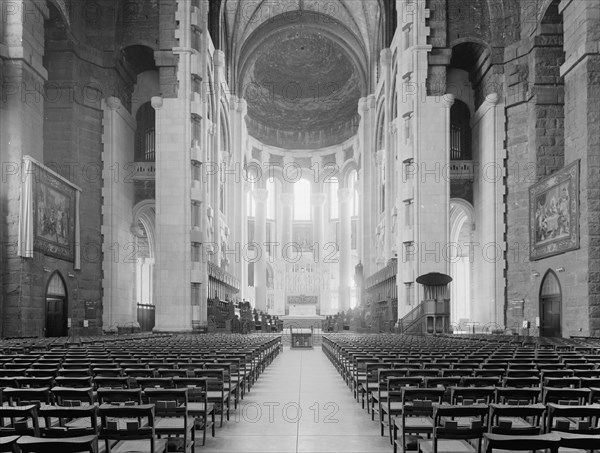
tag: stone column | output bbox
[212,50,225,264]
[339,188,353,312]
[311,192,327,258]
[382,48,395,261]
[559,0,600,335]
[280,191,294,248]
[253,188,268,312]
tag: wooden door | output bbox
[45,272,68,337]
[540,296,561,337]
[46,297,66,337]
[540,271,561,338]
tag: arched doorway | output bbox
[449,200,474,330]
[540,270,562,337]
[45,272,68,337]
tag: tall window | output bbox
[347,170,359,216]
[266,177,276,220]
[294,178,311,221]
[329,177,339,219]
[450,100,472,160]
[135,102,155,162]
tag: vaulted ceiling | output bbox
[220,0,383,149]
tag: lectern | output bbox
[290,326,313,349]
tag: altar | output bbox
[288,304,317,317]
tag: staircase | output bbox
[398,303,427,335]
[398,299,451,335]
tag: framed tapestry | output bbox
[31,159,78,262]
[529,159,580,261]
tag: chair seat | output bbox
[0,436,19,446]
[372,391,388,402]
[155,416,195,433]
[418,439,477,453]
[188,402,215,415]
[207,391,229,402]
[16,435,97,453]
[111,438,168,453]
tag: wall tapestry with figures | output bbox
[18,156,81,267]
[529,159,580,260]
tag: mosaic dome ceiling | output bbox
[225,1,381,149]
[242,28,362,147]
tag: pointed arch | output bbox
[45,271,68,337]
[539,270,562,337]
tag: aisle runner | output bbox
[202,346,390,453]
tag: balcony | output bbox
[132,161,155,181]
[449,160,474,181]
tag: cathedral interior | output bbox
[0,1,600,451]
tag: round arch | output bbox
[449,199,475,329]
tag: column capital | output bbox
[280,193,295,206]
[380,48,393,67]
[311,192,327,207]
[106,96,122,111]
[213,49,226,67]
[441,93,455,108]
[367,94,377,109]
[252,188,269,203]
[484,92,499,106]
[338,188,353,203]
[151,96,163,110]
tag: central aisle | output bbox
[202,345,391,453]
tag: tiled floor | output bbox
[201,345,391,453]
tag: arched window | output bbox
[294,179,311,221]
[135,102,155,162]
[450,100,472,160]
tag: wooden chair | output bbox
[380,376,423,438]
[173,378,215,446]
[38,405,98,438]
[495,387,541,405]
[0,404,40,450]
[144,388,195,453]
[51,387,94,406]
[546,402,600,435]
[483,432,560,453]
[488,403,547,436]
[16,435,97,453]
[98,404,167,453]
[194,370,230,427]
[556,432,600,452]
[394,388,445,453]
[97,388,143,405]
[418,404,489,453]
[450,386,496,405]
[2,387,52,406]
[135,378,173,390]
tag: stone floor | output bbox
[201,345,391,453]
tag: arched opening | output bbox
[133,201,155,331]
[45,272,68,337]
[450,100,472,160]
[540,270,562,337]
[449,200,474,330]
[294,179,312,221]
[135,102,156,162]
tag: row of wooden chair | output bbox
[323,333,600,452]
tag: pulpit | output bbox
[290,326,313,349]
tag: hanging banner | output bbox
[18,156,81,267]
